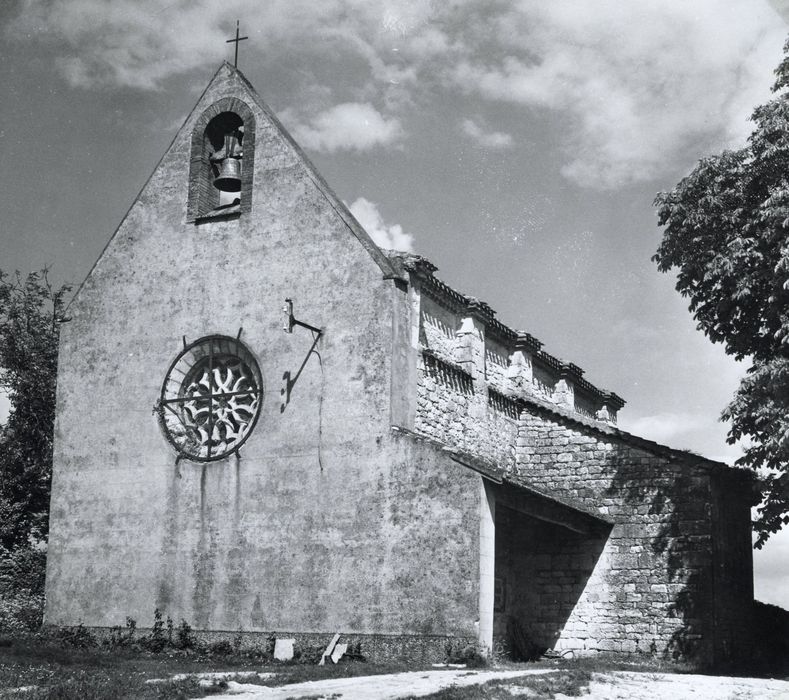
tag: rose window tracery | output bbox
[159,336,262,461]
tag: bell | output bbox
[213,157,242,192]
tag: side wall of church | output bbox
[406,273,751,664]
[415,292,520,468]
[45,66,480,653]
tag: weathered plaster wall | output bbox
[46,65,479,644]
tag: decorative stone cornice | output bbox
[486,318,517,344]
[383,248,627,413]
[602,391,626,411]
[421,347,473,379]
[536,351,563,373]
[560,362,585,381]
[419,273,468,314]
[398,253,438,276]
[514,331,543,354]
[464,297,496,325]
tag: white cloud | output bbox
[451,1,786,188]
[348,197,414,252]
[9,0,786,187]
[288,102,403,153]
[460,119,513,149]
[621,412,709,446]
[620,411,743,464]
[8,0,433,90]
[10,0,244,90]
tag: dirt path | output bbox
[199,668,554,699]
[566,671,789,700]
[197,668,789,700]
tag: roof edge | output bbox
[512,391,751,476]
[67,63,232,313]
[382,250,623,405]
[390,425,614,525]
[67,63,402,315]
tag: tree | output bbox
[0,269,71,550]
[654,39,789,548]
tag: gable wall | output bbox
[45,67,480,645]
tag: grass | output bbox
[399,654,698,699]
[403,669,593,699]
[400,654,696,700]
[2,632,781,700]
[0,633,418,699]
[0,636,241,698]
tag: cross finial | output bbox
[226,20,248,68]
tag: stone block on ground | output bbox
[274,638,295,661]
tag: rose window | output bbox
[159,335,262,461]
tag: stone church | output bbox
[45,63,754,665]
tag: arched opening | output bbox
[206,112,244,209]
[187,99,256,222]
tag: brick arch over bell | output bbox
[187,97,257,222]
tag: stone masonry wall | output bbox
[512,409,746,662]
[415,351,519,468]
[494,506,609,653]
[408,270,751,664]
[412,285,618,470]
[415,294,520,468]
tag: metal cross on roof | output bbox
[226,20,248,68]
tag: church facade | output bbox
[45,63,754,665]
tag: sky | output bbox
[0,0,787,607]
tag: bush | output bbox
[293,642,325,664]
[208,639,234,656]
[139,608,168,652]
[749,600,789,674]
[45,623,99,648]
[445,641,487,668]
[0,545,47,631]
[0,544,47,594]
[176,619,196,650]
[0,591,44,631]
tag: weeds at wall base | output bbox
[29,610,364,666]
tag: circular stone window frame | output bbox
[158,334,263,462]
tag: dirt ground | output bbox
[562,671,789,699]
[194,668,552,698]
[197,668,789,699]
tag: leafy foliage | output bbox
[654,40,789,546]
[0,545,47,630]
[0,269,71,550]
